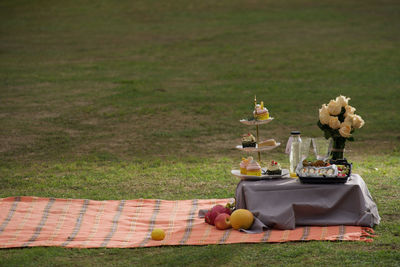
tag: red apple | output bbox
[205,205,232,225]
[205,210,213,225]
[214,213,232,230]
[211,204,232,215]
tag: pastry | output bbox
[242,133,256,148]
[253,101,269,120]
[267,160,282,175]
[246,160,261,176]
[258,139,277,147]
[240,157,253,175]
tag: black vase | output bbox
[331,137,346,160]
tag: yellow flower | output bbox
[339,124,352,138]
[328,116,341,129]
[327,99,342,115]
[344,105,356,117]
[336,95,351,107]
[319,104,330,125]
[352,115,365,129]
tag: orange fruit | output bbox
[151,228,166,241]
[230,209,254,230]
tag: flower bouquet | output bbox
[318,95,365,160]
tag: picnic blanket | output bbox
[0,196,375,248]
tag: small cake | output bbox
[242,133,256,148]
[267,160,282,175]
[253,101,269,120]
[240,157,253,175]
[246,159,262,176]
[258,139,277,147]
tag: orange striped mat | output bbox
[0,196,375,248]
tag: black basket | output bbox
[298,159,352,184]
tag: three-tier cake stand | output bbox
[231,96,282,179]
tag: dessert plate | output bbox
[236,143,281,152]
[231,169,289,180]
[239,118,274,126]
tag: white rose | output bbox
[344,105,356,117]
[352,114,365,129]
[327,99,342,115]
[336,95,351,107]
[339,124,352,138]
[340,121,352,129]
[319,104,330,125]
[328,116,341,129]
[344,114,355,126]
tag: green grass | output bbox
[0,0,400,266]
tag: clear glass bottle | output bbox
[289,131,302,177]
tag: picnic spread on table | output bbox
[0,95,380,248]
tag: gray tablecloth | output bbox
[235,174,380,231]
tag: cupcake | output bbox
[246,159,262,176]
[240,157,253,174]
[253,101,269,120]
[267,160,282,175]
[242,133,256,148]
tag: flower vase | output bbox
[331,137,346,160]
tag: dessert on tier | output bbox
[240,157,253,174]
[258,139,277,147]
[246,159,261,176]
[253,101,269,120]
[267,160,282,175]
[242,133,256,148]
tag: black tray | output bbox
[298,159,352,184]
[298,176,349,184]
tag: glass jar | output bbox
[289,131,302,177]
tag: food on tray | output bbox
[337,164,350,177]
[258,139,277,147]
[299,165,338,177]
[298,159,351,179]
[246,159,261,176]
[242,133,256,148]
[267,160,282,175]
[302,159,330,167]
[253,101,269,120]
[240,157,253,174]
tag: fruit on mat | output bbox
[225,199,236,212]
[214,213,232,230]
[205,205,232,225]
[230,209,254,230]
[151,228,166,241]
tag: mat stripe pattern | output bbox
[0,197,374,248]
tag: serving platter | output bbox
[231,169,289,180]
[239,118,274,126]
[236,143,281,152]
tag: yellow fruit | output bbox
[151,228,166,241]
[230,209,254,230]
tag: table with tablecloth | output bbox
[235,174,380,232]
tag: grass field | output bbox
[1,0,400,266]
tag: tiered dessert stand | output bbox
[231,97,284,180]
